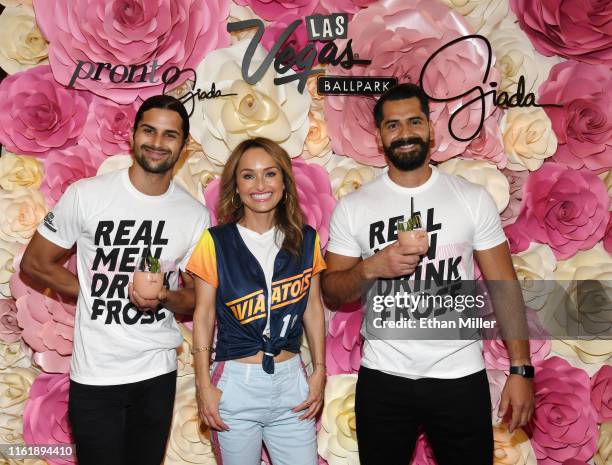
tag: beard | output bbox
[384,137,429,171]
[133,144,177,174]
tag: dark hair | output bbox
[217,137,305,257]
[134,95,190,144]
[373,83,430,127]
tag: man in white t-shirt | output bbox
[21,95,210,465]
[321,83,534,465]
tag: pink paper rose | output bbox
[528,357,598,465]
[233,0,317,20]
[325,302,363,375]
[23,373,75,465]
[515,163,609,259]
[319,0,377,15]
[487,369,507,421]
[0,298,21,343]
[504,222,530,254]
[79,97,139,157]
[0,65,90,155]
[39,145,106,206]
[204,157,335,247]
[461,115,507,169]
[591,365,612,423]
[411,432,437,465]
[33,0,231,104]
[539,61,611,173]
[510,0,612,64]
[500,169,528,226]
[324,0,499,166]
[16,291,75,374]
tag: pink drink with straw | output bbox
[398,198,429,252]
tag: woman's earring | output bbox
[283,191,288,203]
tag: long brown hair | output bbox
[217,138,305,257]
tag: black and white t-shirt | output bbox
[38,168,210,385]
[327,166,506,379]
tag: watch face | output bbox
[511,365,535,378]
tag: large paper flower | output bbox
[0,153,44,191]
[16,291,75,374]
[501,108,557,171]
[0,339,32,369]
[488,17,561,97]
[439,0,510,35]
[324,0,499,166]
[233,0,317,20]
[0,299,20,343]
[528,356,598,465]
[319,0,377,15]
[552,339,611,366]
[461,116,507,169]
[511,243,557,311]
[0,65,91,155]
[303,110,332,162]
[32,0,231,104]
[0,366,39,415]
[0,240,19,298]
[190,39,310,164]
[0,3,48,74]
[487,369,507,423]
[204,157,335,247]
[500,169,528,227]
[515,164,609,259]
[539,61,612,173]
[592,365,612,423]
[164,374,215,465]
[492,424,537,465]
[504,222,531,255]
[317,374,358,465]
[595,422,612,465]
[22,373,75,465]
[509,0,612,64]
[39,145,105,207]
[0,188,47,245]
[326,303,363,375]
[326,155,380,199]
[437,159,509,212]
[79,98,139,157]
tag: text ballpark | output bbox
[226,270,313,325]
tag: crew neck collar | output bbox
[383,166,439,194]
[121,168,174,200]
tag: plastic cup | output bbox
[397,228,429,252]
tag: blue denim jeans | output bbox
[210,356,317,465]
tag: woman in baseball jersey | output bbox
[187,137,326,465]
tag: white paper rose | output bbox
[0,188,47,245]
[492,424,537,465]
[0,340,31,369]
[303,109,332,162]
[190,39,310,165]
[164,374,215,465]
[318,374,358,465]
[0,366,39,415]
[512,243,557,312]
[228,3,262,44]
[0,4,48,74]
[0,153,44,191]
[437,159,510,212]
[176,323,194,377]
[488,18,562,97]
[502,107,558,171]
[326,155,381,199]
[0,241,19,298]
[439,0,510,35]
[595,422,612,465]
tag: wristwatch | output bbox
[509,365,534,378]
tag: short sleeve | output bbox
[312,232,326,276]
[326,199,362,257]
[186,229,218,288]
[36,183,82,249]
[472,188,507,251]
[178,207,211,272]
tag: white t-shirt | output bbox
[236,224,284,336]
[327,166,506,379]
[38,169,210,385]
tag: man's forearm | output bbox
[163,287,195,315]
[505,339,531,366]
[22,263,79,300]
[322,260,370,307]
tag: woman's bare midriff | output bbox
[233,350,297,364]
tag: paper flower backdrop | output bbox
[0,0,610,464]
